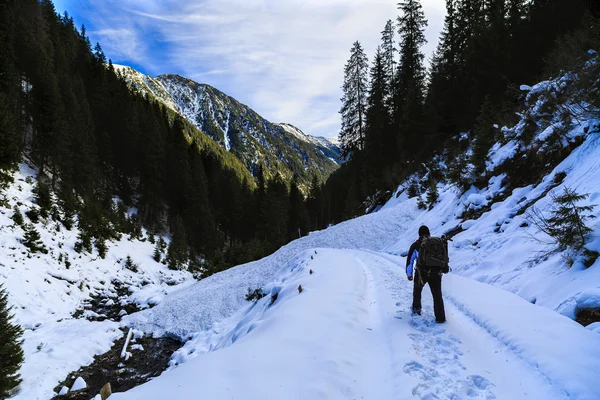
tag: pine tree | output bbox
[11,206,24,227]
[153,242,162,263]
[395,0,428,157]
[0,284,24,398]
[339,41,369,157]
[471,97,498,175]
[426,179,439,209]
[167,216,188,270]
[22,224,47,254]
[288,175,309,241]
[381,20,397,114]
[124,255,138,272]
[0,2,21,174]
[546,188,596,251]
[425,0,460,139]
[364,47,391,190]
[33,181,52,217]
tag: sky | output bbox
[52,0,446,139]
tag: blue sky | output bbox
[52,0,445,139]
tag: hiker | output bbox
[406,225,447,323]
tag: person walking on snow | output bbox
[406,225,447,323]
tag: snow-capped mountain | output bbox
[113,65,341,184]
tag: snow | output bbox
[588,322,600,334]
[113,248,600,400]
[113,74,600,397]
[6,59,600,399]
[0,164,195,400]
[486,139,519,171]
[70,377,87,392]
[123,194,418,338]
[58,386,68,396]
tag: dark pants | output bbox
[412,269,446,322]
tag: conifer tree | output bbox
[167,216,188,270]
[425,0,460,138]
[426,179,439,209]
[11,206,24,227]
[0,2,21,174]
[124,255,138,272]
[364,48,391,190]
[288,175,309,241]
[395,0,428,115]
[545,188,596,251]
[470,97,498,175]
[395,0,428,157]
[0,284,23,398]
[381,20,397,113]
[339,41,369,157]
[22,224,47,254]
[153,243,162,263]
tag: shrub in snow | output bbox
[407,179,420,198]
[25,207,40,223]
[11,205,24,227]
[245,288,266,302]
[0,284,24,398]
[553,171,567,184]
[528,187,596,253]
[74,231,93,254]
[124,255,138,273]
[153,243,162,263]
[95,238,108,259]
[22,224,47,254]
[470,97,499,175]
[33,181,52,218]
[583,249,599,268]
[447,153,473,190]
[425,180,439,210]
[61,208,75,230]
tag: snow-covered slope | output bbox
[107,63,600,399]
[0,164,195,400]
[114,248,600,400]
[113,65,341,185]
[5,54,600,400]
[276,123,342,164]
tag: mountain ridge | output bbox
[113,65,341,186]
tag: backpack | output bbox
[418,236,449,273]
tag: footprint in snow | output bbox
[403,312,496,400]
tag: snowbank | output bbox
[446,274,600,400]
[0,164,195,399]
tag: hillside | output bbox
[2,1,600,399]
[5,120,600,398]
[113,65,341,185]
[4,59,600,400]
[0,164,196,400]
[112,112,599,399]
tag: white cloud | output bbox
[73,0,446,138]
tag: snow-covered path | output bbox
[113,248,600,400]
[350,250,566,400]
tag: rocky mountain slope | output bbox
[113,65,341,185]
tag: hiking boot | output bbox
[411,307,421,316]
[435,319,446,324]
